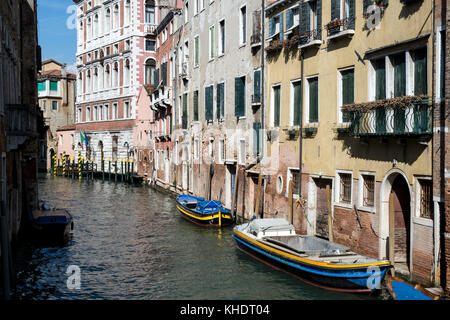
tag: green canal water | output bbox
[11,176,378,300]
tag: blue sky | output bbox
[37,0,77,72]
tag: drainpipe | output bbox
[260,0,265,218]
[298,50,304,199]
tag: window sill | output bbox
[413,216,433,227]
[356,205,376,214]
[333,202,353,210]
[327,29,355,41]
[298,39,321,50]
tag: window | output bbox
[124,0,131,26]
[216,82,225,120]
[52,101,58,111]
[112,103,118,120]
[419,179,432,219]
[205,85,214,121]
[77,107,82,122]
[145,59,156,85]
[291,80,301,126]
[193,90,199,121]
[124,101,131,118]
[194,36,199,67]
[182,93,188,129]
[145,4,155,24]
[269,14,283,41]
[288,168,300,197]
[105,64,111,88]
[112,62,119,87]
[234,76,246,118]
[239,5,247,45]
[338,172,352,204]
[104,104,109,120]
[307,77,319,123]
[361,174,375,207]
[219,20,225,55]
[329,0,355,32]
[50,81,58,91]
[374,58,386,100]
[184,1,189,24]
[272,85,281,127]
[113,4,119,30]
[413,47,427,96]
[340,69,353,123]
[86,106,91,121]
[253,69,261,103]
[209,138,215,159]
[124,59,131,86]
[392,53,406,97]
[42,100,46,111]
[38,81,46,91]
[209,25,215,60]
[125,40,131,51]
[194,138,200,160]
[93,105,98,121]
[239,139,246,165]
[253,122,261,156]
[145,39,155,51]
[219,139,225,163]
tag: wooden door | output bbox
[314,178,332,239]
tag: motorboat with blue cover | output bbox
[29,200,74,243]
[176,194,233,227]
[233,218,392,293]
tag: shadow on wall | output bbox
[339,136,431,166]
[398,0,425,20]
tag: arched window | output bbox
[93,14,99,38]
[86,69,91,93]
[79,21,84,45]
[98,65,103,90]
[87,17,92,41]
[104,8,111,34]
[78,72,83,95]
[145,4,155,24]
[105,64,111,89]
[93,68,98,92]
[124,59,131,86]
[124,0,131,26]
[144,58,156,85]
[113,62,119,87]
[113,4,119,30]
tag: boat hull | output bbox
[233,229,390,293]
[30,208,74,243]
[176,202,233,227]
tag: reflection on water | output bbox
[12,176,377,300]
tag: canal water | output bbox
[12,176,377,300]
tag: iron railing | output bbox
[326,17,355,37]
[298,28,322,46]
[346,100,432,137]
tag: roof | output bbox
[56,124,76,132]
[38,69,76,80]
[42,59,64,67]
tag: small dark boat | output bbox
[233,218,392,293]
[176,194,233,227]
[29,200,74,243]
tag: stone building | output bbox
[173,0,265,213]
[0,0,42,297]
[263,0,440,288]
[37,59,76,170]
[73,0,165,168]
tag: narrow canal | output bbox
[12,176,378,300]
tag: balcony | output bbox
[150,86,172,111]
[297,29,322,49]
[252,93,261,106]
[326,18,355,41]
[144,23,158,37]
[154,131,170,141]
[343,97,432,137]
[250,33,262,48]
[6,104,40,150]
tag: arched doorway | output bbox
[49,148,55,171]
[380,170,412,273]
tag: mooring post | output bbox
[108,158,111,182]
[127,159,130,184]
[78,155,82,181]
[131,159,134,185]
[53,156,56,177]
[121,159,124,183]
[102,158,105,182]
[114,158,117,184]
[72,157,75,180]
[57,157,60,176]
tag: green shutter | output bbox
[414,48,427,96]
[375,58,386,100]
[274,86,281,127]
[195,37,199,66]
[286,9,294,30]
[235,77,245,117]
[293,81,301,126]
[205,86,213,121]
[253,122,261,156]
[193,90,199,121]
[217,83,224,119]
[38,81,46,91]
[393,53,406,97]
[50,81,58,91]
[210,27,214,58]
[341,70,354,122]
[309,78,318,123]
[182,93,188,129]
[254,70,261,100]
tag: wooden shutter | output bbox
[331,0,340,20]
[274,86,281,127]
[254,70,261,99]
[161,62,167,86]
[235,77,245,117]
[205,86,213,121]
[393,53,406,97]
[182,93,188,129]
[375,59,386,100]
[414,48,427,95]
[299,1,310,34]
[195,37,199,65]
[348,0,355,29]
[293,81,301,126]
[342,70,354,122]
[309,78,318,123]
[193,90,199,121]
[269,17,275,37]
[316,0,322,39]
[217,83,224,119]
[253,122,261,156]
[286,9,294,30]
[279,13,284,41]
